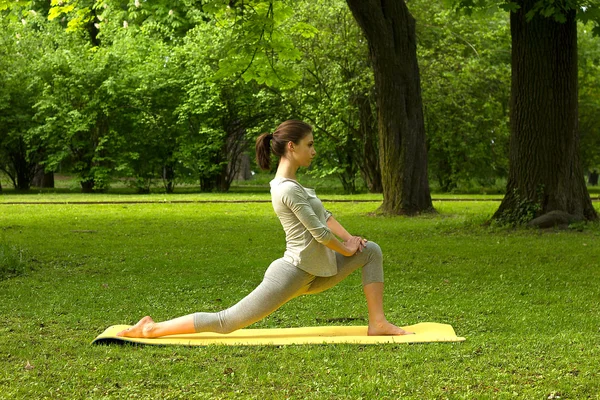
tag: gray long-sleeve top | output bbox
[270,177,337,277]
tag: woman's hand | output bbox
[353,236,368,252]
[343,236,366,256]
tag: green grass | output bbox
[0,173,508,203]
[0,240,27,280]
[2,173,599,203]
[1,197,599,399]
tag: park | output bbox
[1,0,600,398]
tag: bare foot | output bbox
[116,316,157,338]
[368,320,414,336]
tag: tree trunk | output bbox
[32,166,55,188]
[200,176,215,192]
[589,170,598,186]
[217,119,247,192]
[337,147,358,194]
[234,153,252,181]
[15,159,32,191]
[346,0,433,214]
[80,179,95,193]
[353,92,382,193]
[163,164,175,193]
[493,2,598,223]
[8,137,35,191]
[435,155,456,193]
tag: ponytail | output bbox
[255,120,313,171]
[255,132,273,171]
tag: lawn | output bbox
[1,195,599,399]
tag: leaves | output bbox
[416,0,511,192]
[3,0,597,195]
[499,2,520,12]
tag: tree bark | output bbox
[163,164,175,193]
[80,179,95,193]
[589,170,598,186]
[345,0,432,214]
[9,137,35,191]
[493,1,598,223]
[216,119,247,192]
[353,92,382,193]
[32,166,55,188]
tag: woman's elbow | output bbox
[315,231,334,245]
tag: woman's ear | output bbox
[287,141,294,152]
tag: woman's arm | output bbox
[279,183,364,256]
[326,216,353,241]
[327,216,367,253]
[325,235,363,257]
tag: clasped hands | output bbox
[343,236,368,256]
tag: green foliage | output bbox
[32,35,127,191]
[272,0,379,193]
[414,0,511,192]
[209,1,303,88]
[174,21,283,191]
[47,0,91,32]
[451,0,600,35]
[494,186,545,226]
[7,0,595,197]
[579,23,600,172]
[108,31,186,193]
[0,11,50,189]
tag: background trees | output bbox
[0,12,49,190]
[346,0,433,214]
[277,0,381,194]
[415,2,511,192]
[1,0,599,215]
[579,24,600,183]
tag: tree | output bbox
[490,0,599,223]
[25,0,204,193]
[411,2,512,192]
[173,20,278,192]
[33,40,126,192]
[275,0,381,193]
[29,0,432,201]
[578,23,600,177]
[345,0,433,214]
[108,31,185,194]
[0,11,48,190]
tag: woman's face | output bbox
[291,132,316,168]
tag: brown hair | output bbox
[255,120,313,170]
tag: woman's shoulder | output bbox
[270,178,306,199]
[270,177,303,188]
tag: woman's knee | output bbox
[361,241,384,285]
[365,241,383,261]
[216,323,238,334]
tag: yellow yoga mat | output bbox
[92,322,465,346]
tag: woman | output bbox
[118,120,411,338]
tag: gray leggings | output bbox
[193,241,383,333]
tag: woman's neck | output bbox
[275,158,299,181]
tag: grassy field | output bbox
[1,195,599,399]
[2,173,512,196]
